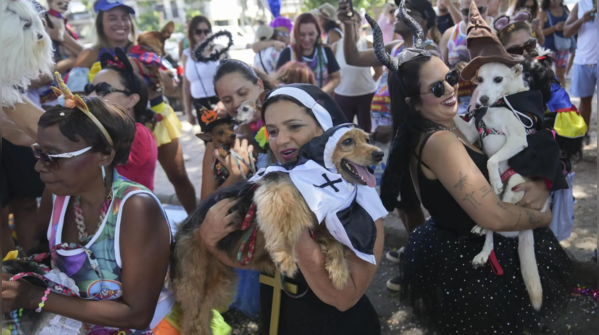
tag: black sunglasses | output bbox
[506,38,537,55]
[195,29,211,36]
[422,70,460,98]
[84,82,131,97]
[461,6,487,17]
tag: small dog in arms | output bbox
[454,2,551,311]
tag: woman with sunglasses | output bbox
[538,0,572,87]
[2,85,182,333]
[87,49,158,191]
[182,15,223,127]
[374,5,571,334]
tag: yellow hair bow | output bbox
[2,250,19,261]
[51,72,114,147]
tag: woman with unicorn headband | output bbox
[1,72,184,335]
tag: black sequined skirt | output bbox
[400,221,573,335]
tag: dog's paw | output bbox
[490,177,504,195]
[471,226,486,236]
[472,252,490,268]
[274,252,298,277]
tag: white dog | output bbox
[455,62,546,311]
[1,0,54,107]
[236,100,262,126]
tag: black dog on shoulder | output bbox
[523,48,583,164]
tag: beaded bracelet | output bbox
[35,288,51,313]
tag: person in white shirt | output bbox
[332,10,383,132]
[182,15,224,128]
[563,0,597,142]
[253,24,282,75]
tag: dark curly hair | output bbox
[38,97,136,166]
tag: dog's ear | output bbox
[100,52,116,69]
[512,64,523,78]
[162,21,175,40]
[196,132,213,142]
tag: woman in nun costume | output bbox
[199,84,387,335]
[367,1,572,334]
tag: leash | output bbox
[501,95,535,129]
[237,203,258,266]
[231,150,256,181]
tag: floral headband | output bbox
[51,72,114,147]
[494,11,532,32]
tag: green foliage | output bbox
[137,9,161,32]
[301,0,391,17]
[186,10,203,21]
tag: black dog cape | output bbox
[473,90,568,191]
[250,124,388,265]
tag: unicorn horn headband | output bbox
[51,72,114,147]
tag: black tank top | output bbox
[415,132,489,233]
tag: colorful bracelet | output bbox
[35,288,51,313]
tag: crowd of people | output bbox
[1,0,596,334]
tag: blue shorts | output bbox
[571,64,598,98]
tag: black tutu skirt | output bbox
[400,221,573,335]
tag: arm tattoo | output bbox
[526,209,542,228]
[513,207,523,230]
[468,161,481,174]
[480,186,493,198]
[496,201,510,212]
[463,191,482,209]
[454,172,471,191]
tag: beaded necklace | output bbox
[74,191,113,243]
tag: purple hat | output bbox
[93,0,135,15]
[270,16,293,33]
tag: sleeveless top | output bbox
[543,7,570,52]
[334,37,377,96]
[183,48,218,99]
[447,23,476,115]
[289,46,330,88]
[371,40,438,130]
[47,171,181,334]
[574,0,597,65]
[415,132,489,233]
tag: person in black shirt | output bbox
[276,13,341,94]
[436,0,462,34]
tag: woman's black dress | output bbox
[260,270,381,335]
[401,132,573,335]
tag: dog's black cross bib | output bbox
[313,174,343,192]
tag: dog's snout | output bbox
[371,150,384,162]
[479,95,490,105]
[37,33,44,40]
[229,133,236,139]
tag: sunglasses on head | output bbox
[31,144,92,169]
[195,29,211,36]
[421,70,461,98]
[84,82,131,97]
[506,38,537,55]
[461,6,487,17]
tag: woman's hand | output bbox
[555,21,565,32]
[2,277,44,313]
[513,179,551,211]
[200,199,238,249]
[215,101,228,118]
[214,138,255,180]
[337,0,354,25]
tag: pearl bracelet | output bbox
[35,288,51,313]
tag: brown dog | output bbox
[130,21,174,94]
[172,126,383,334]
